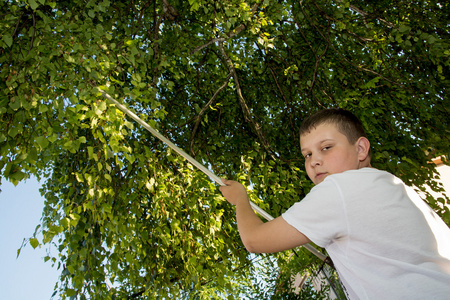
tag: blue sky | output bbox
[0,177,60,300]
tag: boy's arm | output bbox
[220,179,310,253]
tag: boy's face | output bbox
[300,122,367,185]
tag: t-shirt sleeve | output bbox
[282,178,347,248]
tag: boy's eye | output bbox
[322,146,332,151]
[304,153,311,158]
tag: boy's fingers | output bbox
[219,179,227,192]
[221,178,231,185]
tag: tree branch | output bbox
[268,65,295,132]
[299,2,401,87]
[189,3,260,55]
[348,4,395,28]
[295,2,328,108]
[190,73,232,156]
[218,42,278,161]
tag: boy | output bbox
[219,108,450,299]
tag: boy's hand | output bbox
[219,179,248,205]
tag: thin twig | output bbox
[27,12,36,56]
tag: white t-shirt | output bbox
[282,168,450,300]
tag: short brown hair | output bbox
[300,108,368,145]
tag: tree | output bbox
[1,0,449,298]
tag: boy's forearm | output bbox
[234,195,265,251]
[219,179,267,252]
[220,180,309,253]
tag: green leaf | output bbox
[35,136,49,149]
[29,238,39,249]
[28,0,39,10]
[2,34,13,47]
[9,98,21,110]
[8,126,20,138]
[39,104,49,113]
[104,173,112,181]
[87,146,94,159]
[399,25,411,33]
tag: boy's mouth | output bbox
[315,172,327,180]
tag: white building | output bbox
[427,156,450,201]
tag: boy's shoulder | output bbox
[327,167,391,182]
[317,168,398,192]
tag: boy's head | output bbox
[300,108,371,184]
[300,108,369,146]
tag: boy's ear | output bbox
[356,137,371,162]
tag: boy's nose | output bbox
[310,154,322,167]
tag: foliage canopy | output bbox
[1,0,449,298]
